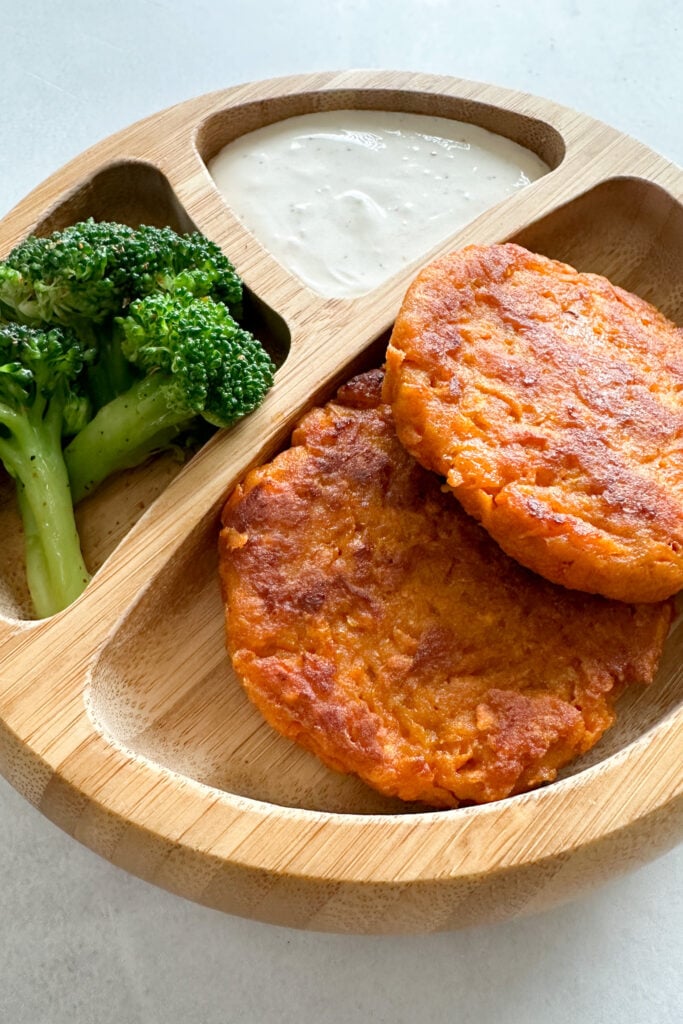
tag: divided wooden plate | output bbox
[0,70,681,934]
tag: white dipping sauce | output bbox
[208,110,549,300]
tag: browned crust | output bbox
[383,243,683,603]
[219,370,672,808]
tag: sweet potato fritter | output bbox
[384,243,683,603]
[218,370,672,808]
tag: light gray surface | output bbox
[0,1,681,1021]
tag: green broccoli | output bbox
[117,224,244,314]
[98,226,244,405]
[64,292,275,502]
[0,322,90,617]
[0,220,136,409]
[0,220,245,408]
[0,219,136,327]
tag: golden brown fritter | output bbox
[384,243,683,603]
[218,370,672,808]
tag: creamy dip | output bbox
[208,110,549,299]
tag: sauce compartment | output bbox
[0,161,290,620]
[205,110,550,300]
[196,89,564,302]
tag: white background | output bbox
[1,2,681,1021]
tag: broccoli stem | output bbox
[0,398,90,617]
[85,320,137,410]
[64,375,195,502]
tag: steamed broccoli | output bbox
[0,322,90,617]
[0,220,134,327]
[0,219,244,324]
[64,292,275,501]
[105,225,244,413]
[117,225,244,314]
[0,220,264,616]
[0,220,245,408]
[0,220,135,409]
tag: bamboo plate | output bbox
[0,70,681,935]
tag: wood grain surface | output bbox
[0,70,680,933]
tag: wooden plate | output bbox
[0,70,681,934]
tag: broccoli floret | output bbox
[118,225,244,315]
[0,220,135,327]
[0,219,244,321]
[0,322,90,617]
[0,220,246,410]
[0,219,139,409]
[64,292,275,501]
